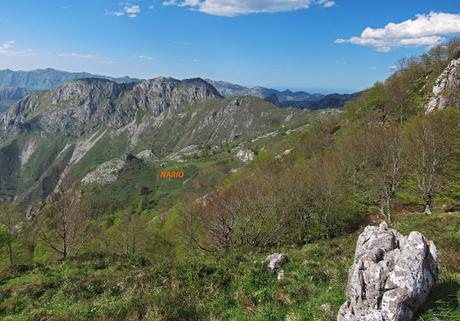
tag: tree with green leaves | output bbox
[0,202,22,266]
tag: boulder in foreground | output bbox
[337,222,439,321]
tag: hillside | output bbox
[0,87,31,113]
[0,77,313,209]
[0,40,459,321]
[0,213,458,321]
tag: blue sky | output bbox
[0,1,459,93]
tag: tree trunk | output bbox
[424,204,432,215]
[424,195,432,214]
[7,240,14,266]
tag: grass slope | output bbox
[0,213,458,321]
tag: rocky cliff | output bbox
[0,77,220,138]
[427,58,460,113]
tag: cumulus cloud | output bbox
[107,4,142,18]
[163,0,334,17]
[336,12,460,52]
[125,5,141,17]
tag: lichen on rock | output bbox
[337,222,439,321]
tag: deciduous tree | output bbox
[0,202,22,266]
[405,111,459,214]
[37,173,90,259]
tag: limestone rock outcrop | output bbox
[427,58,460,113]
[337,222,439,321]
[136,149,159,162]
[236,149,255,162]
[265,253,287,274]
[81,158,126,185]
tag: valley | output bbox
[0,14,459,321]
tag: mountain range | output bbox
[0,75,313,209]
[0,69,358,113]
[205,79,360,109]
[0,68,139,90]
[205,79,325,102]
[0,68,139,112]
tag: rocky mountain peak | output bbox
[52,78,127,104]
[123,77,221,115]
[1,76,223,137]
[264,93,281,106]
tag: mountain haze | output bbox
[0,69,357,113]
[205,79,357,109]
[0,68,140,90]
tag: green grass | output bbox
[1,214,457,321]
[74,131,129,179]
[81,153,239,215]
[392,213,460,321]
[0,241,350,321]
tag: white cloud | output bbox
[0,40,15,52]
[107,4,142,18]
[336,12,460,52]
[125,5,141,17]
[316,0,335,8]
[58,53,99,59]
[0,41,37,57]
[163,0,334,17]
[136,54,154,60]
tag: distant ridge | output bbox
[205,79,358,109]
[0,68,360,113]
[0,68,140,90]
[0,68,142,112]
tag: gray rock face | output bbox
[265,253,287,273]
[81,158,126,185]
[427,58,460,113]
[236,149,255,162]
[123,77,221,117]
[337,222,439,321]
[135,150,158,162]
[0,77,220,137]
